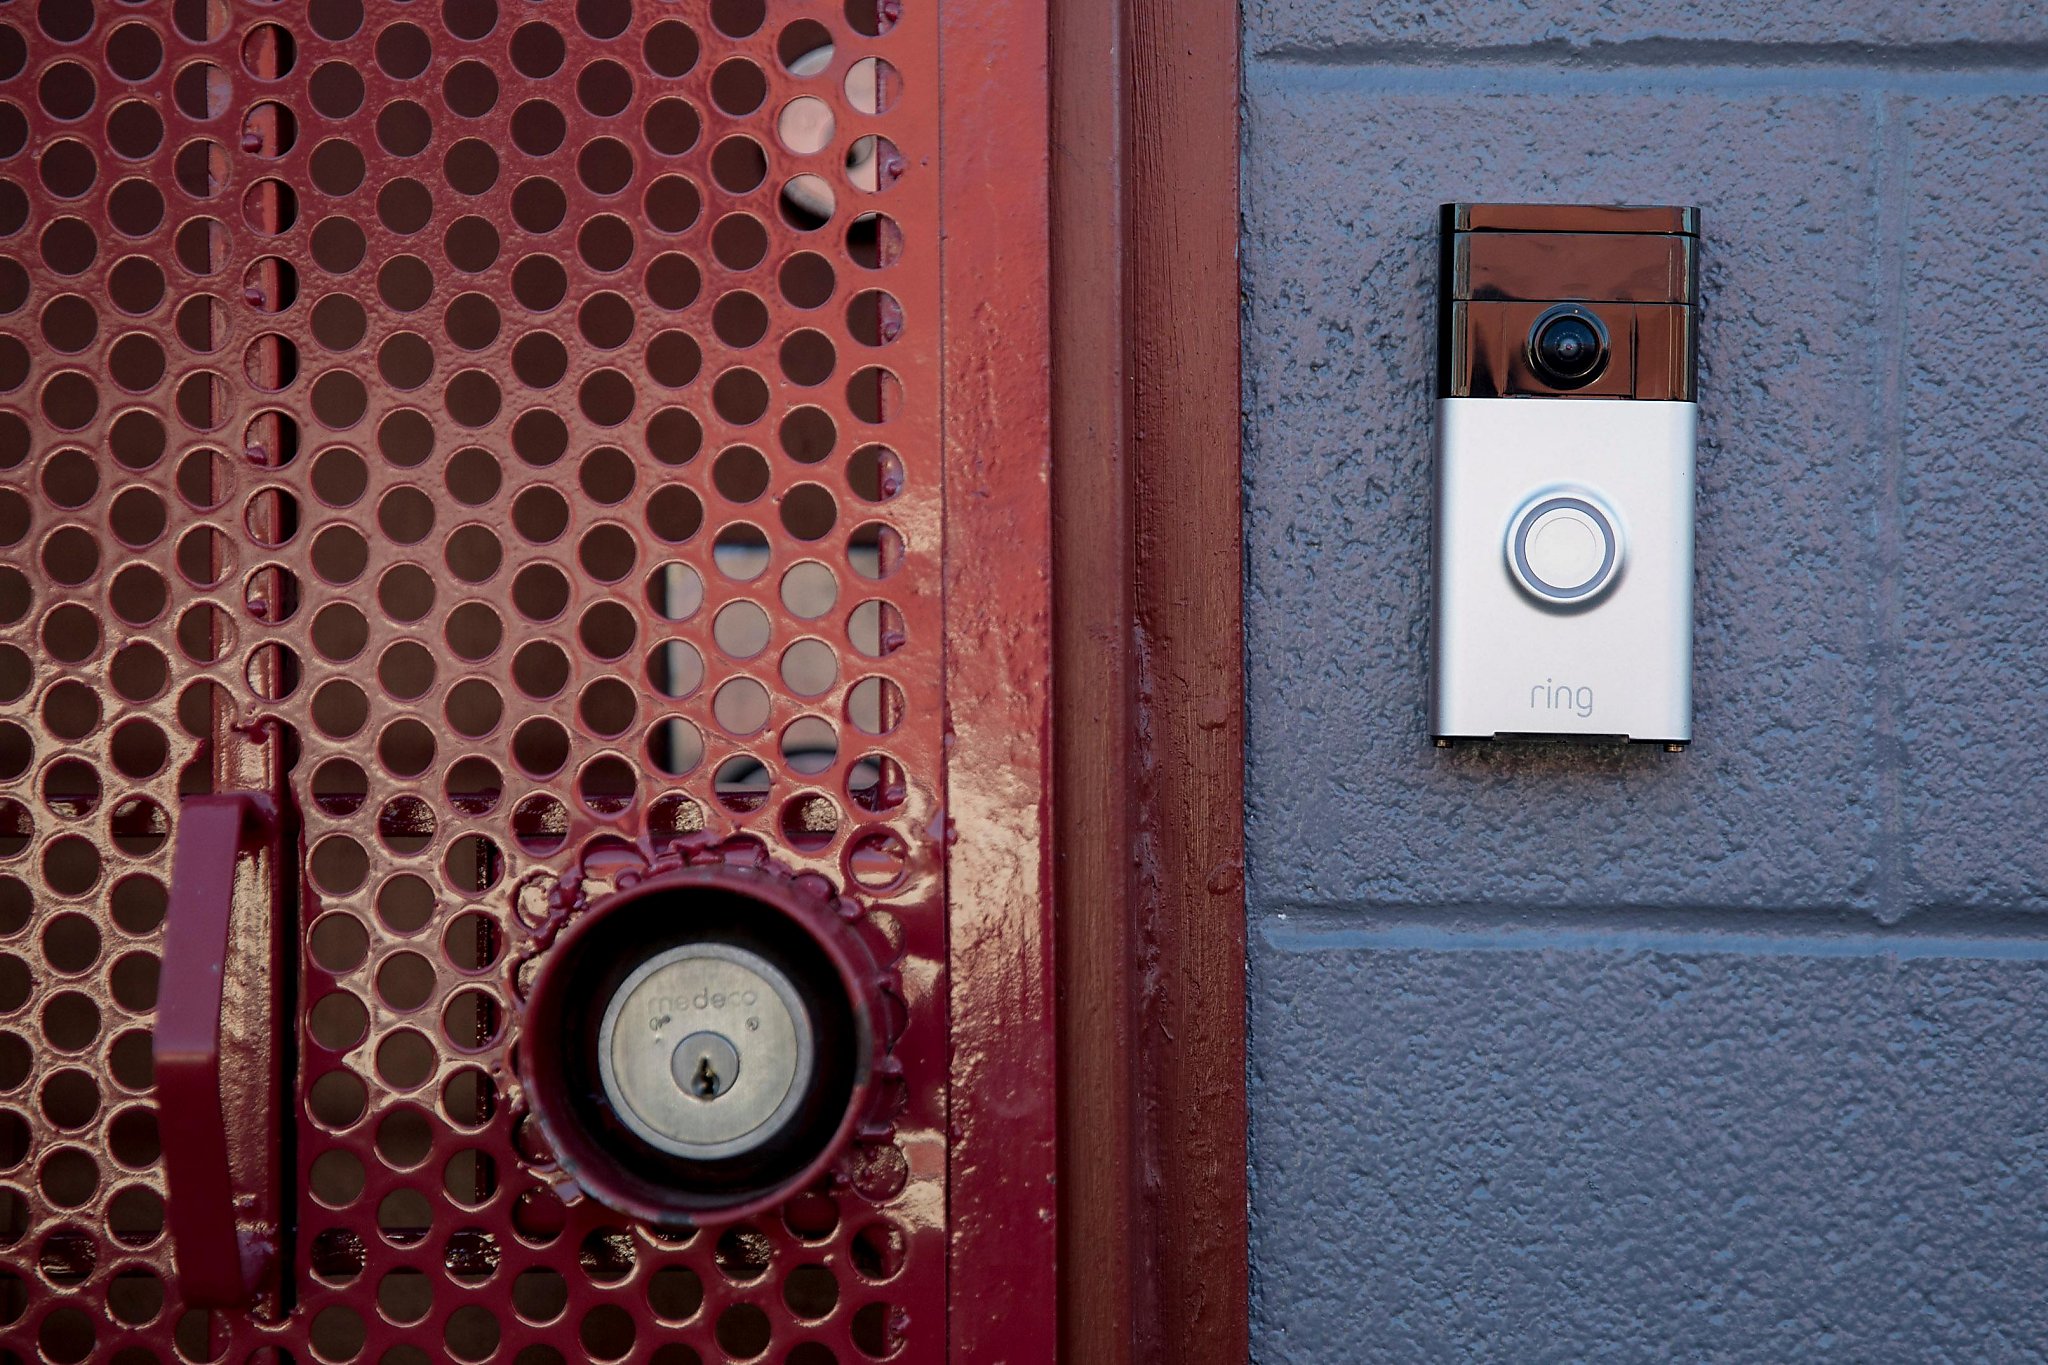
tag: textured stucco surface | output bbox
[1896,97,2048,910]
[1252,930,2048,1362]
[1244,11,2048,1360]
[1245,85,1884,912]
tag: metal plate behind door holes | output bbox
[0,0,1046,1356]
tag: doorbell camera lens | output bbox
[1528,306,1609,388]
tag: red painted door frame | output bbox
[1050,0,1249,1358]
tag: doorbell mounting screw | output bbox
[1430,203,1701,748]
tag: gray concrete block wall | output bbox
[1243,14,2048,1361]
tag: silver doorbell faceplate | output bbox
[1434,399,1695,742]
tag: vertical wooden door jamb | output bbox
[1053,0,1247,1357]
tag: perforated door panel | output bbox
[0,0,1054,1361]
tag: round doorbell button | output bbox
[1507,493,1622,605]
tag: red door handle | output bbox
[159,791,285,1309]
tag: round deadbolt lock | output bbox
[1506,491,1623,605]
[596,942,815,1161]
[517,864,890,1225]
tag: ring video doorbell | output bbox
[1431,203,1701,747]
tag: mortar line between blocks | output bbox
[1870,93,1913,923]
[1259,906,2048,961]
[1247,52,2048,97]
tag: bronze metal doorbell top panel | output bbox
[1439,202,1700,402]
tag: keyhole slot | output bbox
[670,1030,742,1104]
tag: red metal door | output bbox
[0,1,1053,1361]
